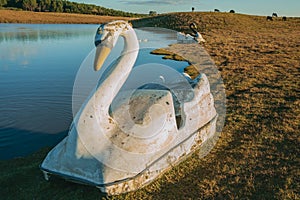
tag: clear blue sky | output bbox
[74,0,299,16]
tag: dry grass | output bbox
[151,48,186,61]
[131,12,300,199]
[0,12,299,199]
[0,9,134,24]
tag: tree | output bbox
[55,0,63,12]
[149,11,157,16]
[192,7,194,12]
[7,0,22,8]
[4,0,146,17]
[0,0,7,7]
[22,0,37,11]
[39,0,51,11]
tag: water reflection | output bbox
[0,24,97,72]
[0,24,96,43]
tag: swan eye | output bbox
[97,24,106,35]
[95,25,106,47]
[97,27,103,35]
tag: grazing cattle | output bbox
[229,10,235,13]
[272,13,278,17]
[282,16,287,21]
[214,9,220,12]
[266,16,273,21]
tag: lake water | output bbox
[0,24,188,159]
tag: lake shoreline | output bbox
[0,9,135,24]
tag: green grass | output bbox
[1,12,299,199]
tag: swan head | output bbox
[94,21,133,71]
[189,23,197,30]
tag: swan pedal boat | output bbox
[177,32,206,44]
[40,21,217,195]
[177,23,206,44]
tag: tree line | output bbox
[0,0,146,17]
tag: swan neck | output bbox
[95,28,139,112]
[122,29,139,54]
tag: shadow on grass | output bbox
[0,145,109,200]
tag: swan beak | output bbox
[94,45,111,71]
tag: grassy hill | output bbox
[0,9,134,23]
[1,12,299,199]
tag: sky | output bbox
[74,0,300,16]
